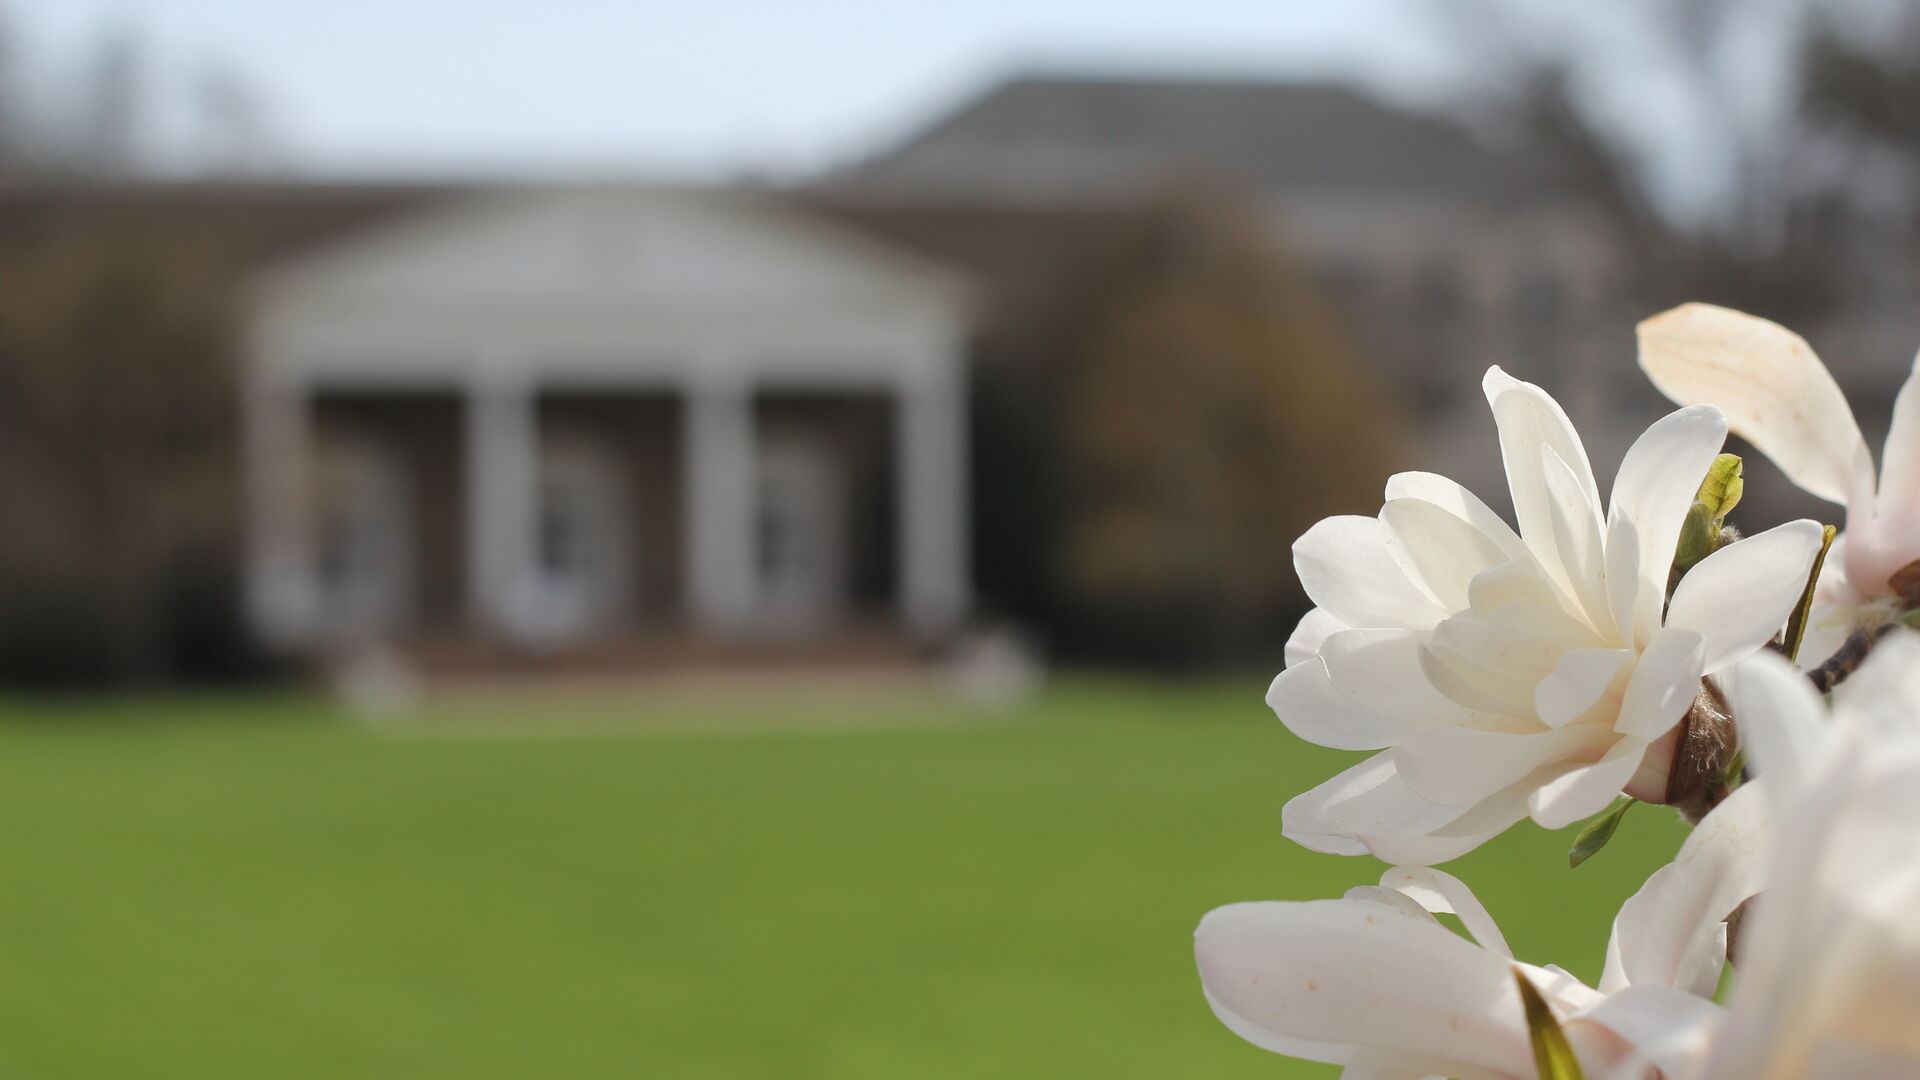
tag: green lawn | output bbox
[0,680,1690,1079]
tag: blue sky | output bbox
[22,0,1473,178]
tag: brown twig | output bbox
[1806,622,1900,694]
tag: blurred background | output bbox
[0,0,1913,1076]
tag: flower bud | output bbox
[1623,679,1736,821]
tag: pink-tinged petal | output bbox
[1608,404,1730,638]
[1600,781,1770,997]
[1483,367,1603,585]
[1527,736,1645,829]
[1397,725,1614,808]
[1319,628,1469,727]
[1384,471,1529,562]
[1267,656,1406,752]
[1194,899,1537,1079]
[1613,628,1705,741]
[1284,607,1345,668]
[1637,303,1874,506]
[1535,648,1636,728]
[1805,1043,1920,1079]
[1295,515,1449,630]
[1721,650,1831,803]
[1336,1049,1462,1080]
[1568,985,1723,1080]
[1198,980,1353,1064]
[1666,520,1826,673]
[1378,865,1513,958]
[1870,355,1920,561]
[1281,754,1461,857]
[1380,497,1514,611]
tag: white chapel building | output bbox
[241,187,972,655]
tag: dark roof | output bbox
[826,75,1549,207]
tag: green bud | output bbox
[1567,797,1634,868]
[1671,454,1744,582]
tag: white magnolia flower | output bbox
[1638,303,1920,665]
[1195,801,1766,1080]
[1275,367,1823,862]
[1685,634,1920,1079]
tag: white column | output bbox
[897,366,969,634]
[466,360,540,642]
[683,367,757,632]
[244,366,317,648]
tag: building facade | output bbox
[242,187,971,654]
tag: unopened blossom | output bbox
[1195,804,1766,1080]
[1639,303,1920,666]
[1275,367,1822,862]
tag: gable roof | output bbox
[826,75,1548,208]
[251,185,970,316]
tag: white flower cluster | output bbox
[1197,304,1920,1078]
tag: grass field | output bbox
[0,679,1691,1079]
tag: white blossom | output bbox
[1194,814,1764,1080]
[1694,634,1920,1078]
[1639,302,1920,665]
[1275,367,1823,862]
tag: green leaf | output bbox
[1515,967,1586,1080]
[1672,454,1746,578]
[1567,797,1634,868]
[1781,524,1838,662]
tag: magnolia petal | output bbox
[1466,558,1564,619]
[1535,648,1636,728]
[1600,781,1769,997]
[1666,519,1826,673]
[1833,631,1920,741]
[1364,767,1557,865]
[1608,404,1730,638]
[1267,658,1405,752]
[1527,735,1645,830]
[1806,1042,1920,1080]
[1613,627,1705,741]
[1194,899,1537,1079]
[1569,985,1723,1080]
[1285,607,1346,668]
[1342,885,1441,923]
[1319,628,1467,727]
[1380,497,1514,611]
[1282,753,1461,857]
[1637,302,1874,506]
[1397,725,1613,808]
[1199,980,1353,1064]
[1336,1049,1458,1080]
[1419,639,1534,717]
[1542,443,1613,630]
[1378,865,1513,958]
[1604,512,1644,648]
[1484,367,1603,588]
[1384,471,1530,563]
[1721,649,1830,802]
[1872,355,1920,557]
[1295,515,1449,631]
